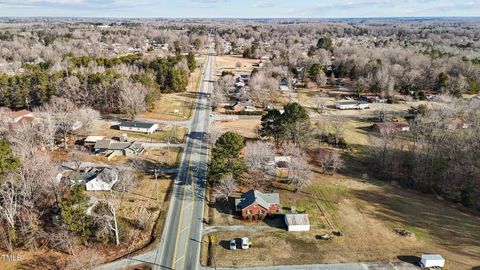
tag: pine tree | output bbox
[59,183,93,243]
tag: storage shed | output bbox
[420,254,445,268]
[284,213,310,232]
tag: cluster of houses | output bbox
[83,121,157,159]
[1,107,83,135]
[225,73,258,113]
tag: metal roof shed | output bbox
[284,213,310,232]
[420,254,445,268]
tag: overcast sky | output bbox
[0,0,480,18]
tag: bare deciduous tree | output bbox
[41,97,80,149]
[120,80,148,119]
[287,157,313,192]
[244,141,275,173]
[318,150,345,175]
[77,107,100,135]
[113,167,137,193]
[215,174,237,200]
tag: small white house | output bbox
[119,121,158,134]
[85,168,118,191]
[336,101,369,110]
[284,213,310,232]
[59,165,119,191]
[420,254,445,268]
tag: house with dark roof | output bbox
[94,140,144,159]
[59,165,118,191]
[119,121,158,134]
[235,189,281,220]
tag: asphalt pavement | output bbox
[96,40,214,270]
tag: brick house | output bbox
[235,189,281,220]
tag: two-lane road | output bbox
[158,42,214,270]
[97,40,215,270]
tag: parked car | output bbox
[229,239,236,250]
[241,237,249,249]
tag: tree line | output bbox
[0,53,195,116]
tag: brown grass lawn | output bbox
[207,172,480,269]
[216,119,261,139]
[140,92,196,121]
[88,119,188,144]
[215,55,258,77]
[139,55,205,121]
[206,132,480,270]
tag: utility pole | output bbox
[154,167,159,201]
[336,183,340,204]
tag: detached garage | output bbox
[284,213,310,232]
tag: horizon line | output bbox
[1,16,480,20]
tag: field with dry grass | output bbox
[139,55,205,121]
[216,119,261,139]
[87,119,188,144]
[204,117,480,270]
[215,55,258,77]
[206,170,480,270]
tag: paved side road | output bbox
[201,262,420,270]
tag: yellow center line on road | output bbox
[179,50,213,268]
[171,47,212,270]
[171,151,194,269]
[174,255,185,264]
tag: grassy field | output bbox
[205,137,480,270]
[207,173,480,269]
[216,119,261,139]
[139,55,205,121]
[128,126,188,144]
[215,55,258,77]
[89,119,188,144]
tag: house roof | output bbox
[285,213,310,226]
[234,102,255,107]
[94,140,143,151]
[10,109,32,119]
[279,85,290,91]
[274,156,291,163]
[421,254,444,261]
[235,189,280,210]
[85,136,105,143]
[337,101,366,106]
[94,139,113,149]
[69,167,117,184]
[120,121,156,129]
[108,142,133,150]
[374,122,410,129]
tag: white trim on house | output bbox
[336,102,369,110]
[119,122,158,134]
